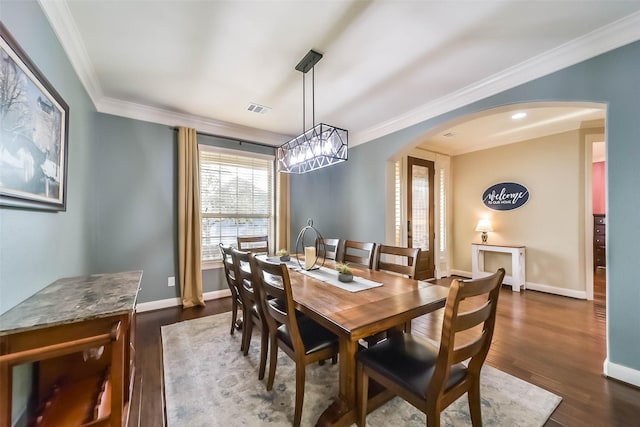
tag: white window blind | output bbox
[394,160,402,246]
[439,167,446,253]
[199,146,274,262]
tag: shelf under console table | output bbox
[0,271,142,427]
[471,244,526,292]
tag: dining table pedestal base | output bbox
[315,381,395,427]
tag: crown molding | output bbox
[351,11,640,147]
[39,1,639,148]
[37,0,103,106]
[97,97,288,146]
[39,0,288,145]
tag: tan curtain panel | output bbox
[276,171,290,252]
[177,127,205,308]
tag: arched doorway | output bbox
[387,101,606,299]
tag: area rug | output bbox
[162,312,561,426]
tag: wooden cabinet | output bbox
[594,214,606,268]
[0,271,141,427]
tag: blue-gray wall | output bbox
[1,1,97,422]
[89,114,182,302]
[88,119,276,304]
[291,41,640,374]
[0,1,95,313]
[289,145,389,245]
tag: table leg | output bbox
[471,246,480,279]
[316,338,358,427]
[316,337,398,426]
[339,339,358,402]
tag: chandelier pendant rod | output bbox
[312,66,315,128]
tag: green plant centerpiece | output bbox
[276,249,290,262]
[336,262,353,282]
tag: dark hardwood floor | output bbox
[130,268,640,426]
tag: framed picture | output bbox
[0,22,69,211]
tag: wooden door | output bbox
[407,157,435,280]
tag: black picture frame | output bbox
[0,22,69,211]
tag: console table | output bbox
[0,271,141,426]
[471,244,526,291]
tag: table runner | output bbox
[296,266,383,292]
[264,256,301,269]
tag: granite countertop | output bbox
[0,271,142,336]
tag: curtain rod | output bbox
[171,127,278,150]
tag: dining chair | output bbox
[340,240,376,269]
[374,244,420,278]
[316,237,341,261]
[356,268,506,427]
[250,254,339,427]
[237,235,269,255]
[219,243,243,335]
[363,244,421,346]
[231,248,269,380]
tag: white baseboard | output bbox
[525,282,587,299]
[604,358,640,388]
[204,289,232,300]
[136,289,231,313]
[136,297,181,313]
[448,271,587,299]
[450,269,471,278]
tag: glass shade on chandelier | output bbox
[277,123,347,174]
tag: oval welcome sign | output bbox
[482,182,529,211]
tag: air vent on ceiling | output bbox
[247,103,271,114]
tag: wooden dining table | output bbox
[284,260,450,427]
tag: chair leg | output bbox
[293,363,306,427]
[318,354,338,366]
[258,327,268,380]
[426,401,440,427]
[356,363,368,427]
[468,377,483,427]
[242,315,254,356]
[230,301,238,335]
[266,336,278,391]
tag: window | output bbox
[199,146,274,263]
[394,160,402,246]
[439,167,446,254]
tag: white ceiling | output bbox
[419,103,606,156]
[39,1,640,151]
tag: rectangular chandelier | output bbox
[277,49,348,174]
[277,123,348,174]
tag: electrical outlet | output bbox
[168,276,175,287]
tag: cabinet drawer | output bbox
[594,236,606,246]
[594,224,606,235]
[595,215,606,225]
[595,248,606,266]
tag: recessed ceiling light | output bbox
[511,112,527,120]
